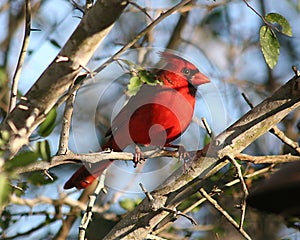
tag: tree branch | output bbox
[8,0,31,112]
[102,74,300,239]
[1,0,128,157]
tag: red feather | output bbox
[64,53,210,189]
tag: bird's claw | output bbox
[133,145,145,168]
[177,145,193,172]
[165,144,193,172]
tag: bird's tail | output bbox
[63,138,119,190]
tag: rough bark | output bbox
[1,0,128,157]
[103,75,300,239]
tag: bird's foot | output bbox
[133,145,145,168]
[164,144,192,172]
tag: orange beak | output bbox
[192,71,210,86]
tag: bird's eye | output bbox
[182,68,190,75]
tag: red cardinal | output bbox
[64,52,210,189]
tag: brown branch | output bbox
[269,126,300,155]
[53,183,100,240]
[10,193,87,210]
[1,0,128,157]
[153,163,275,235]
[228,156,248,230]
[199,188,251,240]
[8,0,31,112]
[73,0,195,79]
[57,81,78,155]
[79,170,108,240]
[102,74,300,239]
[14,148,178,174]
[236,153,300,164]
[166,10,189,50]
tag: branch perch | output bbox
[102,74,300,239]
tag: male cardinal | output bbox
[64,52,210,189]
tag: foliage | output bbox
[259,13,292,69]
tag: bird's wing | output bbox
[105,84,158,138]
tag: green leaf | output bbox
[119,198,141,211]
[37,140,51,161]
[0,174,11,207]
[265,13,293,37]
[27,172,57,186]
[14,182,28,197]
[5,151,39,172]
[139,70,162,86]
[0,130,10,150]
[128,76,143,96]
[259,26,280,69]
[38,107,57,137]
[203,134,211,146]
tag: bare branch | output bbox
[2,0,128,157]
[228,156,248,230]
[269,126,300,154]
[57,82,78,155]
[79,170,108,240]
[201,117,214,138]
[102,75,300,239]
[236,153,300,164]
[8,0,31,112]
[199,188,251,240]
[14,148,178,174]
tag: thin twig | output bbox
[199,188,251,240]
[241,93,254,108]
[14,148,179,174]
[57,83,77,155]
[201,117,214,138]
[228,156,248,230]
[153,164,275,235]
[225,164,275,188]
[62,0,194,103]
[242,0,282,34]
[128,1,154,21]
[139,182,154,201]
[236,153,300,164]
[79,169,108,240]
[8,0,31,112]
[161,207,197,225]
[269,126,300,154]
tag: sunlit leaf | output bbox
[128,76,143,96]
[37,140,51,161]
[139,70,162,86]
[0,174,11,207]
[5,151,39,172]
[265,13,292,37]
[27,172,57,186]
[203,134,211,146]
[259,26,280,69]
[119,198,142,211]
[38,107,57,137]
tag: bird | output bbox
[64,52,210,189]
